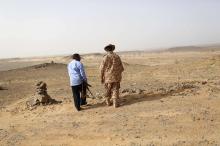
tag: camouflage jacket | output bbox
[100,52,124,83]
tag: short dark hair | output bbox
[72,53,81,61]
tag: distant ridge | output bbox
[7,62,67,71]
[166,45,220,52]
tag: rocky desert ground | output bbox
[0,49,220,146]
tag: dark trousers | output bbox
[71,84,87,111]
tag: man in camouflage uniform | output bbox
[100,44,124,108]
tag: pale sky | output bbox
[0,0,220,58]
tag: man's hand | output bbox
[101,78,104,84]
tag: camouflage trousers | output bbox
[104,82,120,107]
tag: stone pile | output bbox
[26,81,61,108]
[36,81,52,103]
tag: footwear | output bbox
[81,101,87,106]
[105,98,112,106]
[113,99,119,108]
[76,107,81,111]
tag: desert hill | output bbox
[0,50,220,145]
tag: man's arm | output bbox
[119,57,124,72]
[67,64,71,77]
[78,62,87,82]
[100,56,107,84]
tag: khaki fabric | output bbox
[104,82,120,99]
[100,52,124,83]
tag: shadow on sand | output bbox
[81,102,106,110]
[82,82,197,110]
[83,93,167,110]
[120,82,198,107]
[120,93,167,107]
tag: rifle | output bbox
[86,84,96,99]
[82,82,96,99]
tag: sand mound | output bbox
[147,81,198,96]
[122,81,199,97]
[30,62,66,69]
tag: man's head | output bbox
[104,44,115,52]
[72,53,81,61]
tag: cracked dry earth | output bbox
[0,51,220,146]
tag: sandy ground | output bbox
[0,51,220,146]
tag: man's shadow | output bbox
[119,92,168,107]
[82,85,192,110]
[81,101,105,110]
[83,92,167,110]
[119,84,196,107]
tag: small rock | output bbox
[107,137,113,141]
[131,83,137,86]
[202,81,207,85]
[192,116,196,121]
[135,136,140,139]
[120,137,125,141]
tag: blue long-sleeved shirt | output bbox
[67,60,87,86]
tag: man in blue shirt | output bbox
[67,53,87,111]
